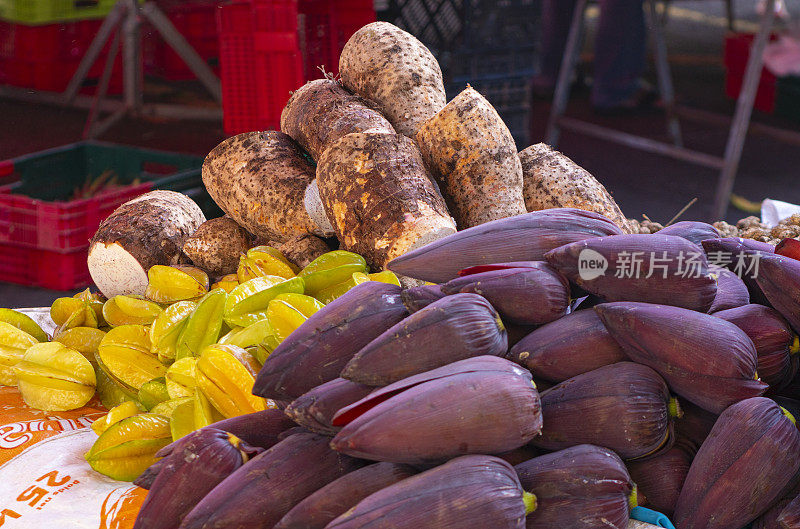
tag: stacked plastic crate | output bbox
[217,0,376,136]
[0,0,125,93]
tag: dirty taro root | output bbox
[316,131,456,269]
[280,78,395,161]
[518,143,632,233]
[202,131,334,242]
[417,86,526,228]
[88,190,205,298]
[182,216,250,276]
[339,22,446,137]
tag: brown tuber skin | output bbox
[280,79,395,161]
[339,22,446,138]
[182,216,250,276]
[316,131,456,269]
[416,86,526,228]
[518,143,633,233]
[88,190,205,298]
[202,131,332,242]
[277,234,331,269]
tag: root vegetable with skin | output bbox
[416,86,526,228]
[182,216,250,276]
[339,22,446,138]
[277,234,331,269]
[280,79,395,162]
[88,190,205,299]
[316,131,456,269]
[202,131,334,243]
[518,143,633,233]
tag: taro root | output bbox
[755,254,800,334]
[388,208,623,284]
[342,293,508,386]
[674,397,800,529]
[88,190,206,298]
[182,216,250,276]
[339,21,446,138]
[331,356,542,464]
[518,143,633,233]
[627,439,695,518]
[316,132,456,269]
[179,431,362,529]
[595,302,766,414]
[280,78,395,161]
[202,131,333,242]
[284,378,374,436]
[515,444,635,529]
[133,429,261,529]
[327,455,535,529]
[507,309,625,383]
[274,462,417,529]
[708,264,750,313]
[714,304,799,391]
[531,362,675,460]
[400,283,447,313]
[253,282,407,401]
[440,263,569,326]
[416,86,526,228]
[545,234,717,312]
[658,221,719,246]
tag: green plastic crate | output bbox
[0,0,140,25]
[776,76,800,124]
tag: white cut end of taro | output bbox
[408,226,457,252]
[305,179,335,237]
[87,242,149,298]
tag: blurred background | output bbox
[1,0,799,306]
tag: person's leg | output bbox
[592,0,647,108]
[536,0,579,90]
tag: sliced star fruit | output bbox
[223,276,305,328]
[298,250,367,300]
[51,297,99,334]
[85,413,172,482]
[196,344,268,418]
[145,265,209,303]
[0,321,40,386]
[96,325,166,393]
[55,327,106,363]
[165,357,197,399]
[175,290,227,360]
[14,342,96,411]
[237,246,299,283]
[149,300,196,363]
[267,293,324,342]
[151,396,193,418]
[138,377,169,411]
[102,296,163,327]
[94,364,138,409]
[210,274,239,293]
[0,308,48,342]
[169,399,196,441]
[91,401,141,436]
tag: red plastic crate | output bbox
[0,183,151,251]
[146,0,221,81]
[218,0,374,135]
[0,243,92,291]
[723,32,778,114]
[0,19,123,94]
